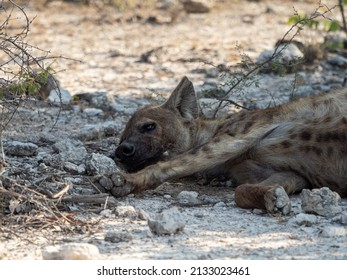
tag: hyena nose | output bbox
[115,143,135,160]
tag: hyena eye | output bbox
[140,122,156,133]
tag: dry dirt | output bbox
[0,0,347,260]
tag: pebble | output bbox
[85,153,119,175]
[78,124,103,140]
[5,141,38,156]
[177,191,201,206]
[53,139,88,164]
[148,207,185,235]
[63,162,86,175]
[320,226,347,238]
[213,201,226,208]
[115,205,137,218]
[75,92,115,110]
[111,103,137,115]
[327,54,347,67]
[182,0,213,13]
[137,208,150,221]
[47,87,72,105]
[104,232,133,243]
[287,213,318,226]
[300,187,342,217]
[84,108,103,117]
[341,212,347,225]
[42,243,100,260]
[99,209,114,218]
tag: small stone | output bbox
[5,141,38,156]
[148,207,185,235]
[137,208,150,221]
[48,87,72,105]
[341,212,347,225]
[104,232,133,243]
[78,124,103,140]
[115,205,137,218]
[287,213,318,226]
[177,191,201,206]
[75,92,115,110]
[182,0,213,13]
[213,201,226,208]
[111,103,137,115]
[99,209,114,218]
[53,139,88,164]
[42,243,100,260]
[321,226,347,237]
[63,162,86,175]
[327,54,347,67]
[84,108,103,117]
[85,153,119,175]
[300,187,342,217]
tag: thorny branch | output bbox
[212,2,336,117]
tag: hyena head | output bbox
[114,77,199,172]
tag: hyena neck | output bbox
[190,118,221,147]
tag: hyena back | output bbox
[111,77,347,214]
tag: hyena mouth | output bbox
[117,151,169,173]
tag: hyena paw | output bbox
[96,173,135,197]
[264,186,291,215]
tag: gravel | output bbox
[1,0,347,260]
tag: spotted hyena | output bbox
[105,76,347,214]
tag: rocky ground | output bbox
[0,0,347,259]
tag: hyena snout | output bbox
[114,142,136,160]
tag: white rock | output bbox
[115,205,137,218]
[341,212,347,225]
[48,87,72,105]
[300,187,342,217]
[177,191,200,205]
[84,108,103,117]
[53,139,88,164]
[321,226,347,238]
[42,243,100,260]
[287,213,318,226]
[85,153,119,175]
[148,207,185,235]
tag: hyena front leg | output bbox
[100,125,278,197]
[108,136,252,196]
[234,172,308,215]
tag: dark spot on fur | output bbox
[300,145,322,156]
[324,116,332,123]
[316,133,323,142]
[312,146,322,156]
[342,117,347,124]
[189,147,199,155]
[300,130,312,141]
[242,121,254,133]
[216,124,224,131]
[202,145,211,152]
[281,140,292,149]
[227,131,235,137]
[213,137,221,143]
[289,133,297,140]
[326,146,334,158]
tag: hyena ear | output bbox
[162,76,199,119]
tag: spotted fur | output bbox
[111,77,347,214]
